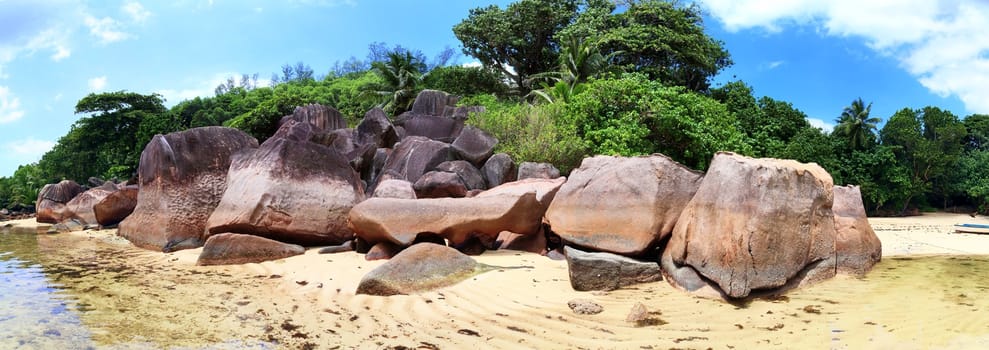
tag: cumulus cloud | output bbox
[122,1,151,23]
[807,117,834,132]
[157,73,272,106]
[700,0,989,113]
[5,138,56,158]
[84,15,131,44]
[0,86,25,124]
[88,76,107,91]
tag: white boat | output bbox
[954,223,989,234]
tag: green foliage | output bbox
[963,114,989,151]
[565,74,750,169]
[453,0,586,94]
[362,50,426,115]
[711,81,810,158]
[834,98,881,150]
[0,163,43,210]
[959,150,989,213]
[227,81,337,143]
[462,94,587,173]
[422,65,508,98]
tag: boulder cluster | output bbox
[36,90,882,300]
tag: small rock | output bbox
[318,241,354,254]
[567,299,603,315]
[626,302,648,323]
[564,246,662,291]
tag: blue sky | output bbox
[0,0,984,177]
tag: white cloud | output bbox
[807,117,834,132]
[0,86,25,124]
[763,60,785,70]
[88,76,107,91]
[157,73,272,106]
[461,61,483,68]
[700,0,989,114]
[122,1,152,23]
[4,137,56,159]
[84,15,131,44]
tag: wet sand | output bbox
[4,212,989,349]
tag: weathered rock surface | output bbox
[517,162,560,180]
[477,177,565,209]
[666,152,837,299]
[413,171,468,199]
[317,240,353,254]
[355,108,399,149]
[451,126,497,167]
[564,246,663,291]
[206,120,365,246]
[349,192,543,248]
[495,230,547,254]
[279,104,347,131]
[400,115,464,142]
[63,183,118,225]
[118,126,259,252]
[410,89,458,117]
[356,243,479,296]
[196,233,305,266]
[365,242,403,261]
[35,180,85,224]
[94,185,139,226]
[833,185,882,276]
[567,299,603,315]
[380,136,452,184]
[371,179,416,199]
[546,155,702,256]
[435,160,486,191]
[481,153,517,189]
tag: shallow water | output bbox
[3,226,989,349]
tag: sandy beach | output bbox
[4,212,989,349]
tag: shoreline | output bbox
[4,212,989,348]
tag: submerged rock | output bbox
[197,233,305,266]
[356,243,480,296]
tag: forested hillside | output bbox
[2,0,986,216]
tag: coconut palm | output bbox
[527,34,614,104]
[362,50,426,115]
[834,97,881,150]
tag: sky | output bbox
[0,0,985,177]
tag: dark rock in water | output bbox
[833,185,882,276]
[517,162,560,180]
[545,154,702,256]
[365,241,403,261]
[355,108,399,149]
[50,219,85,233]
[667,152,837,299]
[380,136,453,185]
[451,126,498,167]
[436,160,486,191]
[371,179,416,199]
[356,243,479,296]
[197,233,305,266]
[401,114,464,142]
[94,185,138,226]
[206,120,365,246]
[410,89,458,116]
[567,299,603,315]
[564,246,662,291]
[481,153,517,189]
[118,126,259,252]
[349,192,543,248]
[63,183,118,225]
[413,171,468,199]
[279,104,347,131]
[36,180,85,224]
[318,241,354,254]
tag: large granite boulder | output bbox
[451,126,497,167]
[118,126,259,252]
[379,136,453,185]
[355,108,399,149]
[400,115,464,142]
[833,185,882,276]
[206,120,365,246]
[197,233,305,266]
[356,243,480,296]
[349,192,543,248]
[666,152,837,299]
[35,180,85,224]
[564,246,663,291]
[63,182,118,225]
[94,185,139,226]
[409,89,458,116]
[279,104,347,131]
[477,177,565,210]
[545,155,703,256]
[481,153,517,188]
[435,160,486,191]
[413,171,468,199]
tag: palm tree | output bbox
[834,97,881,150]
[527,34,614,104]
[362,50,425,115]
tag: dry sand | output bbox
[4,212,989,349]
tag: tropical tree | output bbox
[528,34,612,104]
[834,97,880,150]
[361,50,426,115]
